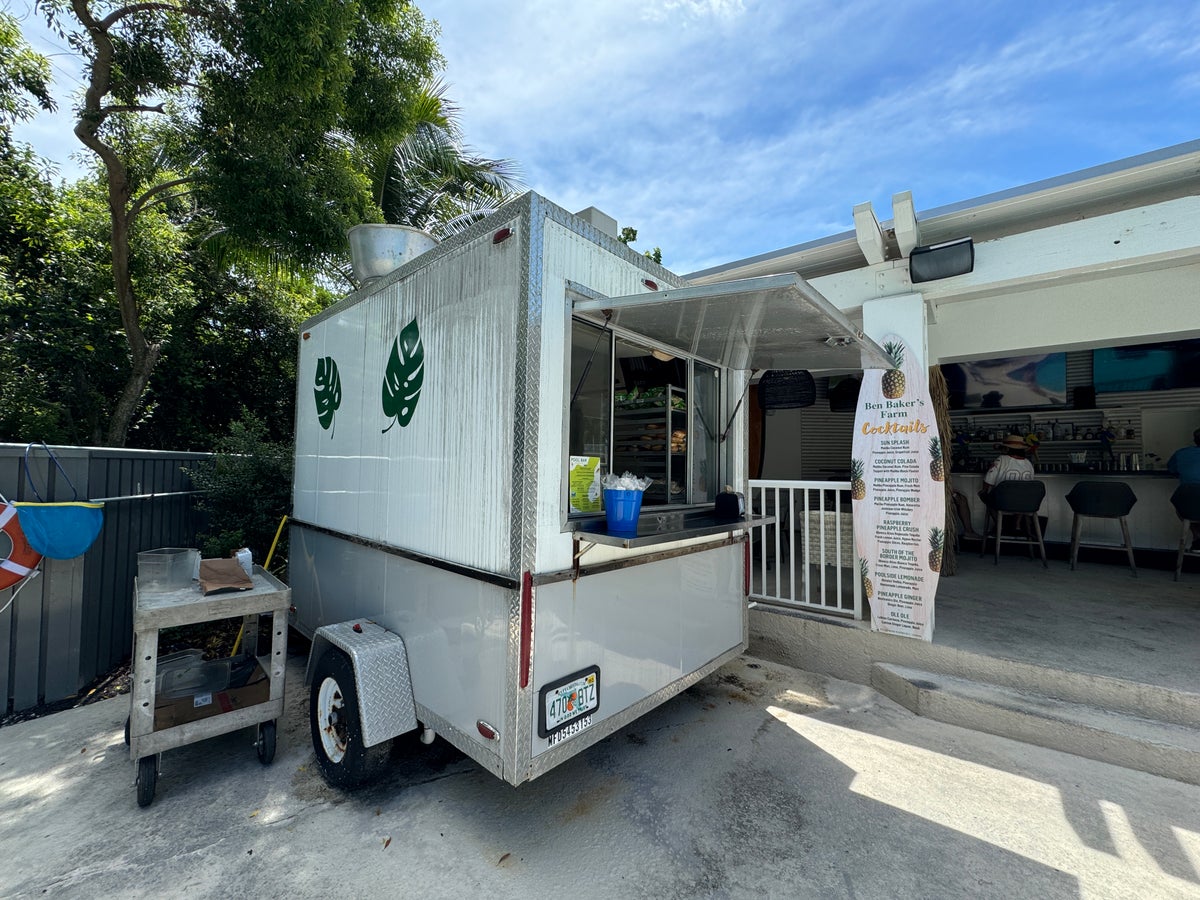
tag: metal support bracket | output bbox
[572,537,597,581]
[307,621,418,748]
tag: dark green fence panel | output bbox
[1,445,208,714]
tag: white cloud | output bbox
[420,0,1200,272]
[640,0,747,24]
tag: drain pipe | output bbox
[419,727,436,745]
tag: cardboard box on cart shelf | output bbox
[153,657,270,731]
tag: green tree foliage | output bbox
[187,410,293,566]
[0,16,62,436]
[0,153,330,448]
[34,0,441,445]
[131,253,331,450]
[0,12,54,127]
[616,225,663,266]
[0,165,126,443]
[369,78,521,240]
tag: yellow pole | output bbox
[233,514,288,657]
[264,514,288,571]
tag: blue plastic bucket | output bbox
[604,489,643,534]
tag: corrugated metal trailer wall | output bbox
[0,445,206,714]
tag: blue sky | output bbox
[12,0,1200,275]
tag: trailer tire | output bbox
[309,648,387,789]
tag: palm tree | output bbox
[368,79,523,239]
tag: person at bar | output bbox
[979,434,1035,501]
[1168,427,1200,545]
[977,434,1037,540]
[1168,427,1200,484]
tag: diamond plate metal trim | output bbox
[301,196,538,331]
[311,622,418,748]
[512,193,542,576]
[503,193,538,778]
[412,703,506,781]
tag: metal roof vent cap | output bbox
[347,224,439,286]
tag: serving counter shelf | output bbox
[572,509,772,549]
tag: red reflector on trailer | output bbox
[493,227,513,244]
[642,279,658,291]
[519,571,533,688]
[352,623,362,633]
[477,720,498,740]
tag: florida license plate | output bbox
[538,666,600,739]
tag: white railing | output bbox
[748,479,862,619]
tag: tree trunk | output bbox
[106,343,160,446]
[102,193,160,446]
[71,0,160,447]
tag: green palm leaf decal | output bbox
[382,318,424,433]
[314,356,342,436]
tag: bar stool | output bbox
[1170,484,1200,581]
[1065,481,1138,577]
[981,480,1047,567]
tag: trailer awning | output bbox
[572,273,891,370]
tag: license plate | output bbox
[538,666,600,739]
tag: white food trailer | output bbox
[289,192,885,787]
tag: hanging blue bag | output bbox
[11,443,105,560]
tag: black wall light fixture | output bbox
[909,236,974,283]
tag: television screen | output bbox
[941,353,1067,410]
[1092,339,1200,393]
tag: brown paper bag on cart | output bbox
[198,557,254,594]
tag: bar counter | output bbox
[953,471,1184,550]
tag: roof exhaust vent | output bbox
[347,224,439,287]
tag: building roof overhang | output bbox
[686,139,1200,285]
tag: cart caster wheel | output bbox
[137,756,157,808]
[124,715,130,746]
[257,720,277,765]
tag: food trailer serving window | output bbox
[568,273,889,531]
[568,322,721,513]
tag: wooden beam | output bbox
[892,190,921,257]
[853,202,887,265]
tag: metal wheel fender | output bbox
[306,621,418,748]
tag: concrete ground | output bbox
[2,652,1199,900]
[755,546,1199,694]
[933,552,1200,693]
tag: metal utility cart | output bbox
[128,566,290,807]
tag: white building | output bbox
[683,140,1200,785]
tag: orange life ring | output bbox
[0,502,42,590]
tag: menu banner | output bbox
[569,455,603,513]
[851,334,944,640]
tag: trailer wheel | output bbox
[309,648,387,789]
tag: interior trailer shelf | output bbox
[613,384,688,504]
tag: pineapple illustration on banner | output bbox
[851,333,945,641]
